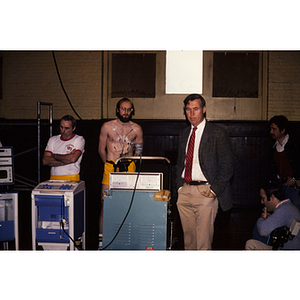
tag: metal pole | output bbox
[49,103,53,137]
[37,102,53,183]
[37,102,41,183]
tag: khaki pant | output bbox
[177,183,218,250]
[245,239,272,250]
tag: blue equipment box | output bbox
[0,192,19,248]
[36,195,69,221]
[32,180,85,250]
[0,220,14,242]
[103,189,170,250]
[35,195,70,243]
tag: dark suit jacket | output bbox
[175,121,234,211]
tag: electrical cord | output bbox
[52,51,82,120]
[59,198,82,250]
[60,219,82,250]
[101,155,142,250]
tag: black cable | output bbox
[101,155,142,250]
[60,219,82,250]
[52,51,82,120]
[59,198,82,250]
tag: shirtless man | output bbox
[98,98,143,237]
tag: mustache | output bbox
[117,111,132,122]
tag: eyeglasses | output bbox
[120,107,133,112]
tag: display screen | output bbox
[0,169,7,179]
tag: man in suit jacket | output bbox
[176,94,234,250]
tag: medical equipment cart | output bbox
[0,192,19,250]
[31,180,85,250]
[102,156,171,250]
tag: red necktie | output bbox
[184,126,197,184]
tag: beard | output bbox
[117,111,132,123]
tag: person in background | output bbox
[245,182,300,250]
[43,115,85,181]
[268,115,300,211]
[175,94,234,250]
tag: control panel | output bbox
[33,180,85,194]
[110,172,163,191]
[0,147,14,185]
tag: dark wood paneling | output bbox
[2,119,299,249]
[0,119,279,208]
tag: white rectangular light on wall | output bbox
[166,50,203,94]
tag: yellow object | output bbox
[50,174,80,181]
[154,190,171,202]
[102,160,136,185]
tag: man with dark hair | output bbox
[175,94,234,250]
[268,115,300,211]
[43,115,85,181]
[269,115,290,134]
[115,97,136,119]
[245,182,300,250]
[98,98,143,242]
[99,98,143,190]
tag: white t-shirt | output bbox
[45,134,85,176]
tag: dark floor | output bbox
[1,189,261,251]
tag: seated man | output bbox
[43,115,85,181]
[245,182,300,250]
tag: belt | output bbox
[50,174,80,181]
[188,181,209,186]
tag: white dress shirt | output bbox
[182,118,208,181]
